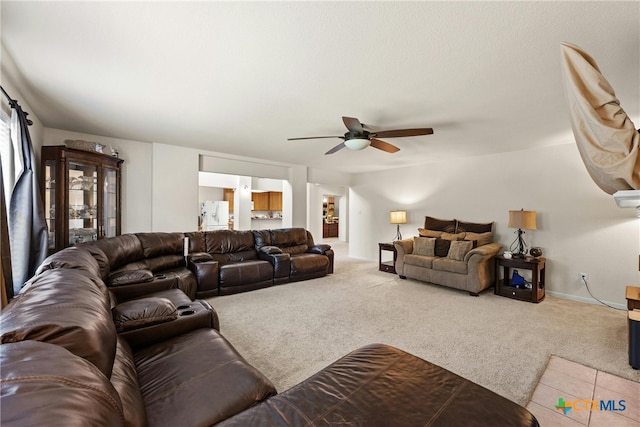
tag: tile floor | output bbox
[526,356,640,426]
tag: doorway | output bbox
[322,195,339,238]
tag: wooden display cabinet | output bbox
[41,146,123,253]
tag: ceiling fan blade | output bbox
[325,142,346,155]
[342,116,364,133]
[370,138,400,153]
[373,128,434,138]
[287,136,343,140]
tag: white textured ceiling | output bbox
[1,1,639,174]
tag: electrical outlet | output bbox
[580,273,588,282]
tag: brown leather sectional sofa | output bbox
[89,227,334,301]
[0,228,539,426]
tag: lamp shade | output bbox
[390,210,407,225]
[344,138,370,150]
[508,210,537,230]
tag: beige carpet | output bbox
[206,240,639,406]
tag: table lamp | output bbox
[508,209,537,258]
[390,210,407,241]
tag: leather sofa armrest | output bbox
[112,297,178,332]
[187,252,214,263]
[259,245,283,255]
[258,252,291,279]
[307,244,331,254]
[187,260,219,295]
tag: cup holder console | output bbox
[176,304,191,310]
[179,310,196,316]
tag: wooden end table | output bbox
[495,255,546,303]
[379,242,397,274]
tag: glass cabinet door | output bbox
[44,159,57,251]
[68,160,98,246]
[103,167,118,238]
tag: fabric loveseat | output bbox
[395,216,502,295]
[1,233,538,426]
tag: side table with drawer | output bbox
[495,254,546,303]
[378,242,397,274]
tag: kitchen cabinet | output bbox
[323,222,338,238]
[252,192,270,211]
[252,191,282,211]
[223,188,234,212]
[41,145,123,253]
[269,191,283,211]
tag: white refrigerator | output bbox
[201,201,229,230]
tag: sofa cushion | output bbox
[86,234,144,271]
[290,253,329,277]
[219,260,273,287]
[134,328,276,427]
[448,240,473,261]
[136,232,185,258]
[464,231,494,247]
[185,231,206,253]
[82,244,111,279]
[109,269,155,287]
[0,341,125,427]
[404,254,435,269]
[456,220,493,234]
[144,254,185,272]
[413,237,436,256]
[270,228,309,255]
[424,216,457,232]
[35,246,102,279]
[1,269,117,377]
[434,238,452,257]
[417,228,443,238]
[110,337,148,427]
[440,232,465,241]
[112,297,178,333]
[432,257,468,274]
[205,230,258,263]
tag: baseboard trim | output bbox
[546,290,626,310]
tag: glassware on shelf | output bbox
[69,176,96,191]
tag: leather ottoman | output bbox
[218,343,539,427]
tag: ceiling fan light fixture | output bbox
[344,138,370,150]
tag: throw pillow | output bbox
[447,240,473,261]
[413,237,436,256]
[424,216,457,233]
[464,231,494,247]
[434,238,452,257]
[440,232,465,241]
[417,228,442,238]
[456,220,493,234]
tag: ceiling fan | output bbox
[288,116,434,155]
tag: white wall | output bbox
[348,142,639,306]
[151,143,199,232]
